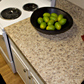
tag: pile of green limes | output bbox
[37,12,67,30]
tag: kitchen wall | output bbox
[68,0,84,9]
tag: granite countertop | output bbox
[4,1,84,83]
[4,17,84,84]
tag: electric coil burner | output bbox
[1,8,21,20]
[23,3,38,11]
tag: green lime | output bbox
[51,13,58,17]
[43,12,50,17]
[43,16,49,23]
[46,25,55,30]
[50,16,58,22]
[40,22,46,29]
[47,20,54,26]
[55,22,61,30]
[37,17,43,24]
[59,18,67,25]
[58,14,63,21]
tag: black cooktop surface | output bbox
[1,8,21,19]
[23,3,38,11]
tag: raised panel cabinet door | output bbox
[13,52,26,84]
[12,48,29,84]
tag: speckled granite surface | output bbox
[4,0,84,84]
[56,0,84,25]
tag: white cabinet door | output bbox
[12,48,30,84]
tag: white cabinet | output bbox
[10,39,44,84]
[12,49,30,84]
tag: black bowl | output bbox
[30,7,73,35]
